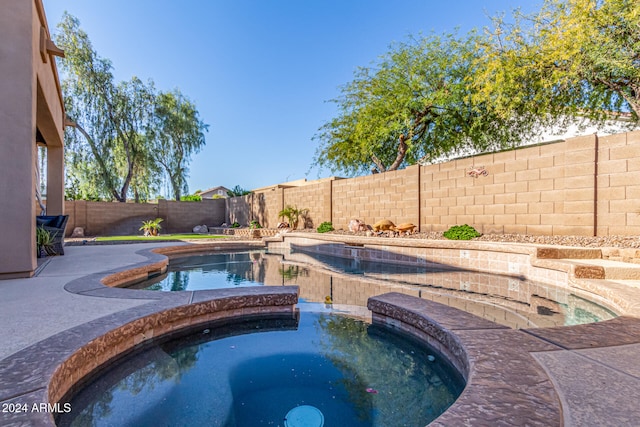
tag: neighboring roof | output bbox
[251,176,344,192]
[198,186,230,194]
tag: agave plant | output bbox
[36,226,57,256]
[140,218,164,236]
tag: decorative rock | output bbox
[70,227,84,238]
[192,225,209,234]
[277,222,290,229]
[348,219,368,233]
[395,223,417,234]
[373,219,395,232]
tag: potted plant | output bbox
[140,218,164,236]
[36,226,57,257]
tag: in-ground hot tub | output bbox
[56,311,464,427]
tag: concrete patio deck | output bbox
[1,241,639,426]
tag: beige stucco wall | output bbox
[0,0,65,278]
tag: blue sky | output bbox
[43,1,541,194]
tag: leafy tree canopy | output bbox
[148,90,208,201]
[314,0,639,176]
[56,12,207,202]
[227,185,251,197]
[314,32,539,176]
[475,0,640,127]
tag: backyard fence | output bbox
[64,198,226,236]
[65,131,640,237]
[231,131,640,237]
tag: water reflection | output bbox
[130,249,617,329]
[316,315,460,425]
[58,314,462,427]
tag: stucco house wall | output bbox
[0,0,65,278]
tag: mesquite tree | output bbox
[314,33,537,176]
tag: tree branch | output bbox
[371,154,386,173]
[388,134,408,171]
[71,121,122,201]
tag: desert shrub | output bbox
[231,222,240,228]
[443,224,481,240]
[180,194,202,202]
[317,221,334,233]
[278,205,309,230]
[249,220,262,229]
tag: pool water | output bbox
[130,250,617,329]
[138,251,265,291]
[57,312,464,427]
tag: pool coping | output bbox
[0,242,297,426]
[1,238,640,425]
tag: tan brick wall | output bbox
[266,131,639,236]
[420,134,606,236]
[64,131,640,237]
[332,166,420,230]
[283,180,332,229]
[250,188,282,228]
[597,131,640,235]
[228,195,251,226]
[65,199,226,236]
[162,199,226,233]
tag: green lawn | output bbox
[96,234,229,242]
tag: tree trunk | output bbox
[388,134,408,171]
[71,121,124,201]
[371,134,408,173]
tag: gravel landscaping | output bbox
[65,230,640,249]
[325,229,640,249]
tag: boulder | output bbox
[193,225,209,234]
[348,219,368,232]
[373,219,395,232]
[395,223,417,234]
[70,227,84,238]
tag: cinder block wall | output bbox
[420,135,598,235]
[62,131,640,237]
[597,132,640,235]
[223,131,639,236]
[227,195,251,226]
[332,167,420,230]
[419,131,639,236]
[251,188,283,228]
[283,180,333,229]
[162,199,226,233]
[65,199,226,236]
[66,201,157,236]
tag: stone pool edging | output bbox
[266,232,640,317]
[0,242,297,426]
[2,238,639,425]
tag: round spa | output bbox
[56,311,464,427]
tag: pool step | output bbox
[560,258,640,280]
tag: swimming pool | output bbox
[56,312,464,427]
[129,250,617,328]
